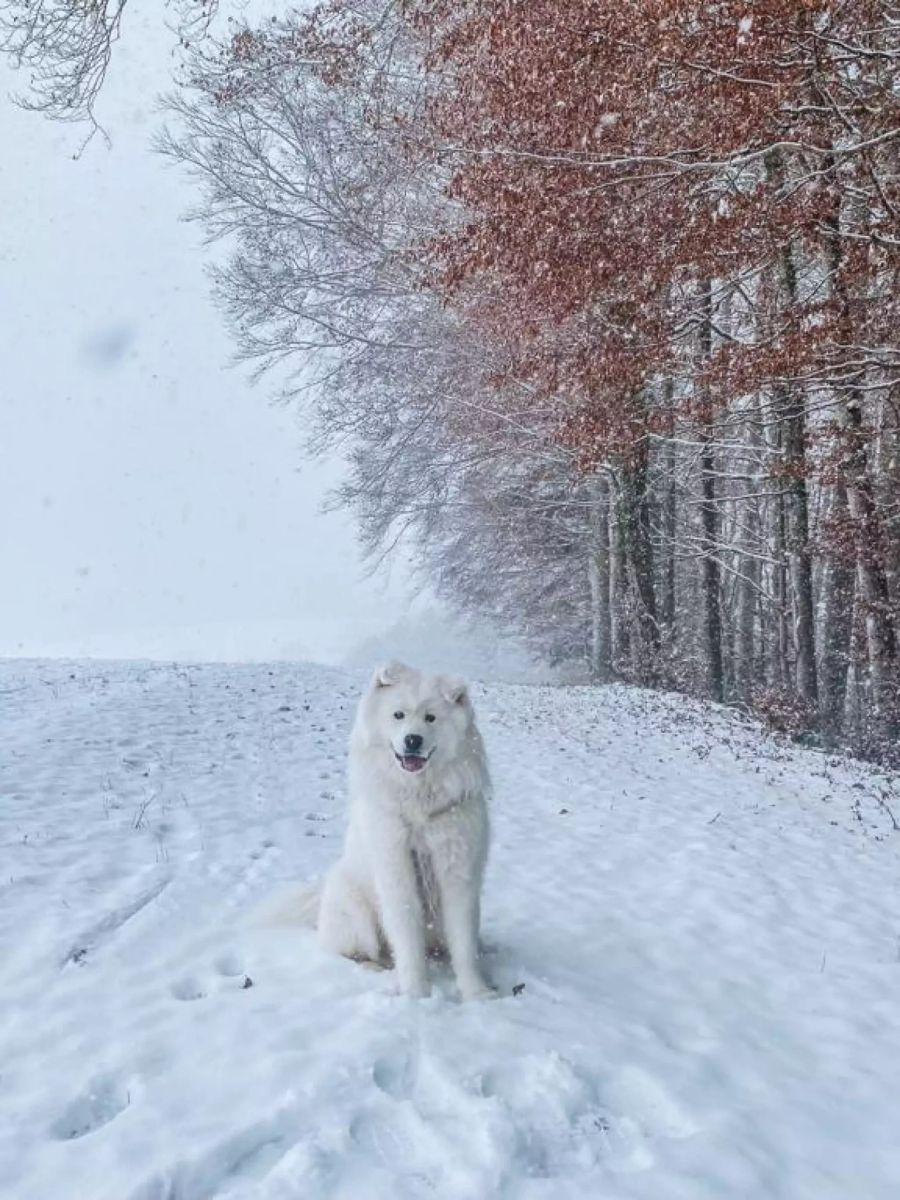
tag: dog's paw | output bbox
[459,980,499,1002]
[396,974,431,1000]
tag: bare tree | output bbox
[0,0,217,128]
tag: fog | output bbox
[0,11,411,663]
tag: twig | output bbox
[875,789,900,833]
[133,792,157,830]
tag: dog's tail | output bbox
[251,882,320,929]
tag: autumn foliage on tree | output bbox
[408,0,900,749]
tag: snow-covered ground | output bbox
[2,660,899,1200]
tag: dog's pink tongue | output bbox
[401,756,426,772]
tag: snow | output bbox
[3,659,900,1199]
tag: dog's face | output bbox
[360,661,471,776]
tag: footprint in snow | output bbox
[171,955,250,1001]
[49,1074,131,1141]
[214,952,244,978]
[129,1122,292,1200]
[604,1063,699,1142]
[371,1053,416,1100]
[171,976,206,1002]
[478,1053,637,1177]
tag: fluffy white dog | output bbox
[317,661,493,1000]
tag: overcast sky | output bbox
[0,10,414,663]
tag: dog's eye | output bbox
[424,713,436,723]
[393,710,405,720]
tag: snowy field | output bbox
[2,659,900,1200]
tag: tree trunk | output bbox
[620,439,659,681]
[660,400,677,644]
[779,382,818,707]
[608,477,629,671]
[735,489,760,703]
[845,399,898,733]
[819,482,854,738]
[587,473,613,681]
[698,278,724,702]
[764,149,818,707]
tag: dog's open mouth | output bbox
[395,752,432,773]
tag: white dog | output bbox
[317,661,493,1000]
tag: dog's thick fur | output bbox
[317,661,493,1000]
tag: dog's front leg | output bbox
[434,859,491,1001]
[373,838,429,998]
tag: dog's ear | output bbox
[440,675,468,705]
[372,661,411,689]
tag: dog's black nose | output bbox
[404,733,424,753]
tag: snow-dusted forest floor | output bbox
[2,660,899,1199]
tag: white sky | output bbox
[0,9,413,663]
